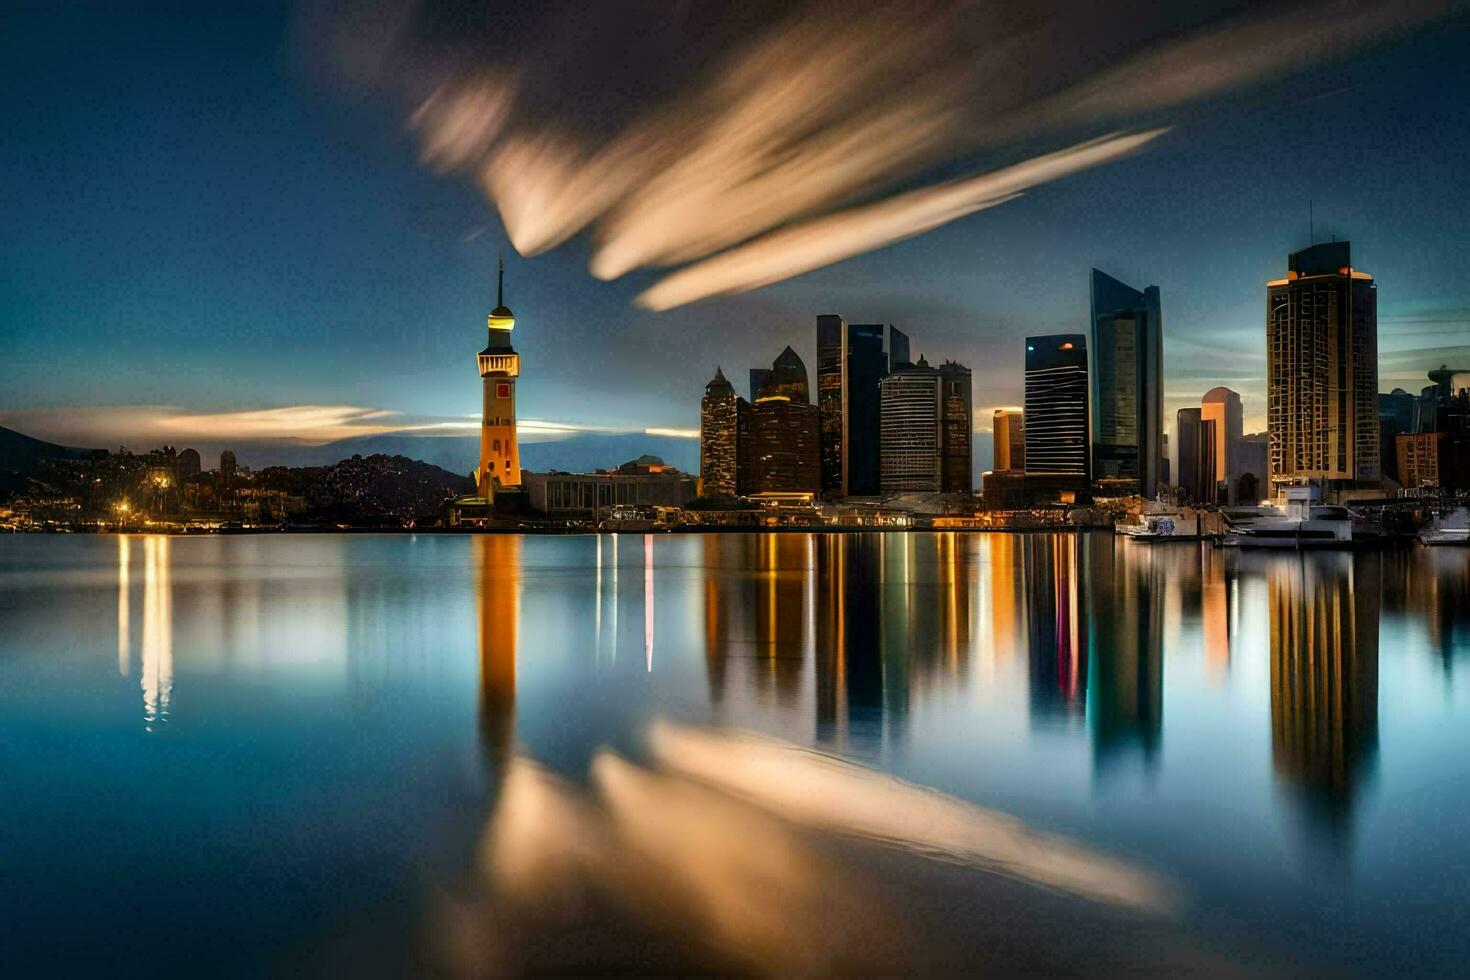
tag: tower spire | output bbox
[497,252,505,308]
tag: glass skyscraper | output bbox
[815,317,887,497]
[1090,269,1163,498]
[1024,335,1090,487]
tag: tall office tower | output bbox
[1176,408,1218,503]
[219,449,237,488]
[747,347,821,493]
[888,325,912,371]
[993,409,1025,472]
[879,358,941,493]
[477,258,522,494]
[939,360,972,493]
[1201,387,1244,503]
[816,317,888,497]
[816,314,845,494]
[1090,269,1164,498]
[1267,241,1379,493]
[845,324,888,496]
[1024,335,1090,489]
[700,367,746,497]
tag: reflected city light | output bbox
[117,535,130,676]
[140,535,172,731]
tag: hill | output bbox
[0,425,101,477]
[253,454,475,518]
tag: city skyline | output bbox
[5,4,1470,457]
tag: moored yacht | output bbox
[1420,507,1470,546]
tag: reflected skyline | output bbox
[11,531,1470,974]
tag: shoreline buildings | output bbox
[1267,241,1379,495]
[1090,270,1164,498]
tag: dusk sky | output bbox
[4,0,1469,457]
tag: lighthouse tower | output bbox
[477,257,521,495]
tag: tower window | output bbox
[497,383,511,398]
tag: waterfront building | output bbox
[1090,269,1164,498]
[1024,335,1090,491]
[748,346,821,494]
[993,409,1025,472]
[1267,241,1379,494]
[880,359,941,493]
[477,258,522,494]
[939,360,972,493]
[523,458,696,519]
[699,366,746,497]
[1176,408,1217,504]
[816,318,888,497]
[1201,387,1244,503]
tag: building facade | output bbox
[1024,335,1090,489]
[939,360,972,493]
[993,409,1025,472]
[1395,432,1444,490]
[1090,269,1164,498]
[879,360,941,493]
[699,366,746,497]
[523,463,697,519]
[1176,407,1218,503]
[1267,241,1379,494]
[1200,387,1243,503]
[478,258,522,493]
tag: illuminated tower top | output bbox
[487,256,515,333]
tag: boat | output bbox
[1224,486,1382,549]
[1117,511,1206,542]
[1420,507,1470,546]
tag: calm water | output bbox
[3,532,1469,975]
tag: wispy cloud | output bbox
[384,0,1459,309]
[0,404,698,449]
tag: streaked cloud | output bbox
[636,131,1164,310]
[0,404,697,449]
[385,0,1458,309]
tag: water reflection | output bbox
[476,535,519,770]
[1267,552,1379,846]
[117,535,173,732]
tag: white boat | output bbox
[1420,507,1470,546]
[1224,486,1377,550]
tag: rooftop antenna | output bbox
[497,250,505,307]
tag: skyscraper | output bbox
[747,346,821,493]
[939,360,972,493]
[477,258,521,494]
[1090,269,1164,498]
[993,409,1025,472]
[1201,387,1244,503]
[700,367,746,497]
[816,317,887,497]
[888,325,912,371]
[1176,407,1217,503]
[1024,335,1090,489]
[816,315,845,495]
[1267,241,1379,493]
[879,359,941,493]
